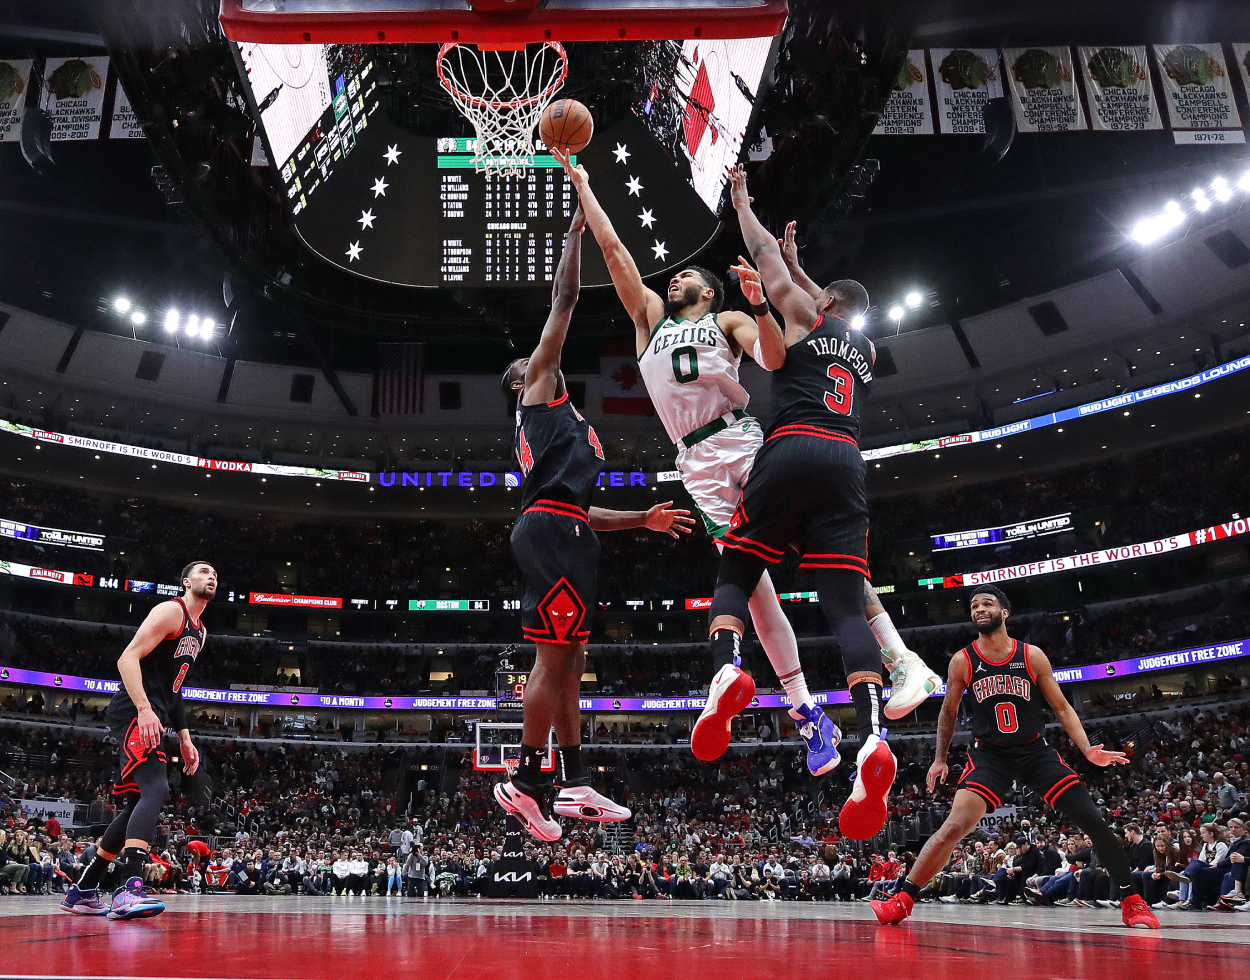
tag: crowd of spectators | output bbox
[1,698,1246,911]
[2,425,1248,606]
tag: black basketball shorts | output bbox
[720,426,870,576]
[957,737,1084,811]
[107,702,168,803]
[511,500,600,645]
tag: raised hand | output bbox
[1084,744,1130,767]
[551,147,588,188]
[730,255,765,306]
[643,502,696,538]
[728,163,753,210]
[778,221,799,267]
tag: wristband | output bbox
[750,301,770,318]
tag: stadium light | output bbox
[113,296,131,313]
[200,318,216,339]
[163,309,179,333]
[1212,176,1232,202]
[130,311,146,326]
[1192,188,1211,212]
[905,290,922,307]
[185,314,200,337]
[1240,171,1250,192]
[888,305,904,322]
[850,314,866,330]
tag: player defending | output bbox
[693,164,893,839]
[495,208,694,840]
[554,152,936,782]
[60,561,216,919]
[871,586,1159,929]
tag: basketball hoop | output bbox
[436,41,568,177]
[502,758,520,779]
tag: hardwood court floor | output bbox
[2,895,1246,980]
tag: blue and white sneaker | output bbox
[59,885,111,916]
[106,877,166,920]
[789,703,842,776]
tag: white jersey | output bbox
[637,312,751,443]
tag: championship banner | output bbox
[873,50,935,135]
[0,59,32,143]
[600,338,654,415]
[931,48,1004,134]
[108,82,144,139]
[4,636,1249,711]
[1231,45,1250,120]
[1079,46,1163,131]
[1003,47,1087,132]
[40,56,109,141]
[1153,44,1244,143]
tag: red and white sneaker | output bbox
[554,785,632,822]
[838,735,896,840]
[691,664,756,762]
[872,891,914,925]
[494,780,563,842]
[1121,893,1161,929]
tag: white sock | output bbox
[869,611,907,668]
[748,570,813,709]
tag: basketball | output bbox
[540,98,593,155]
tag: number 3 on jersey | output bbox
[824,364,854,415]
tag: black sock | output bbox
[849,679,884,744]
[1118,883,1133,899]
[900,879,920,900]
[118,846,150,885]
[76,853,114,891]
[556,745,586,786]
[515,743,547,787]
[710,626,743,671]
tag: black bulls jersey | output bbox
[514,389,605,513]
[770,315,874,441]
[959,639,1047,747]
[110,597,206,729]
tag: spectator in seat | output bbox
[235,860,260,896]
[330,852,352,895]
[1171,823,1228,909]
[1211,818,1249,911]
[1142,834,1177,909]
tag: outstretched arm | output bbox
[553,150,665,354]
[726,258,786,370]
[728,165,818,338]
[522,208,585,405]
[779,221,829,309]
[587,502,695,537]
[1031,645,1129,767]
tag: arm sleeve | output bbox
[169,690,188,732]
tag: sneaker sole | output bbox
[494,783,562,842]
[883,676,940,720]
[691,669,755,762]
[870,900,910,925]
[553,798,632,822]
[60,903,110,916]
[838,742,896,840]
[107,904,165,920]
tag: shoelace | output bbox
[890,662,908,685]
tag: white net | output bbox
[436,41,568,177]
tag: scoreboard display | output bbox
[496,669,529,702]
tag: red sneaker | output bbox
[1121,894,1160,929]
[872,892,914,925]
[691,664,756,762]
[839,736,896,840]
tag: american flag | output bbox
[373,342,424,416]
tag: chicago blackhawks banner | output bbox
[40,56,109,140]
[1079,46,1163,131]
[109,82,144,139]
[1153,43,1244,143]
[873,50,935,135]
[0,60,32,143]
[1003,47,1087,131]
[931,48,1005,134]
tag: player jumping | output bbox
[495,207,695,840]
[554,151,937,783]
[871,585,1160,929]
[60,561,216,919]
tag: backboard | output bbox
[473,721,555,773]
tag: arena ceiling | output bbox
[2,0,1250,382]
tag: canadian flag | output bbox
[600,339,654,415]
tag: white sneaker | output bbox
[494,780,562,842]
[553,785,631,822]
[884,649,942,720]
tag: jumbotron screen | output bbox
[234,39,774,288]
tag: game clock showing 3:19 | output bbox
[496,668,528,702]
